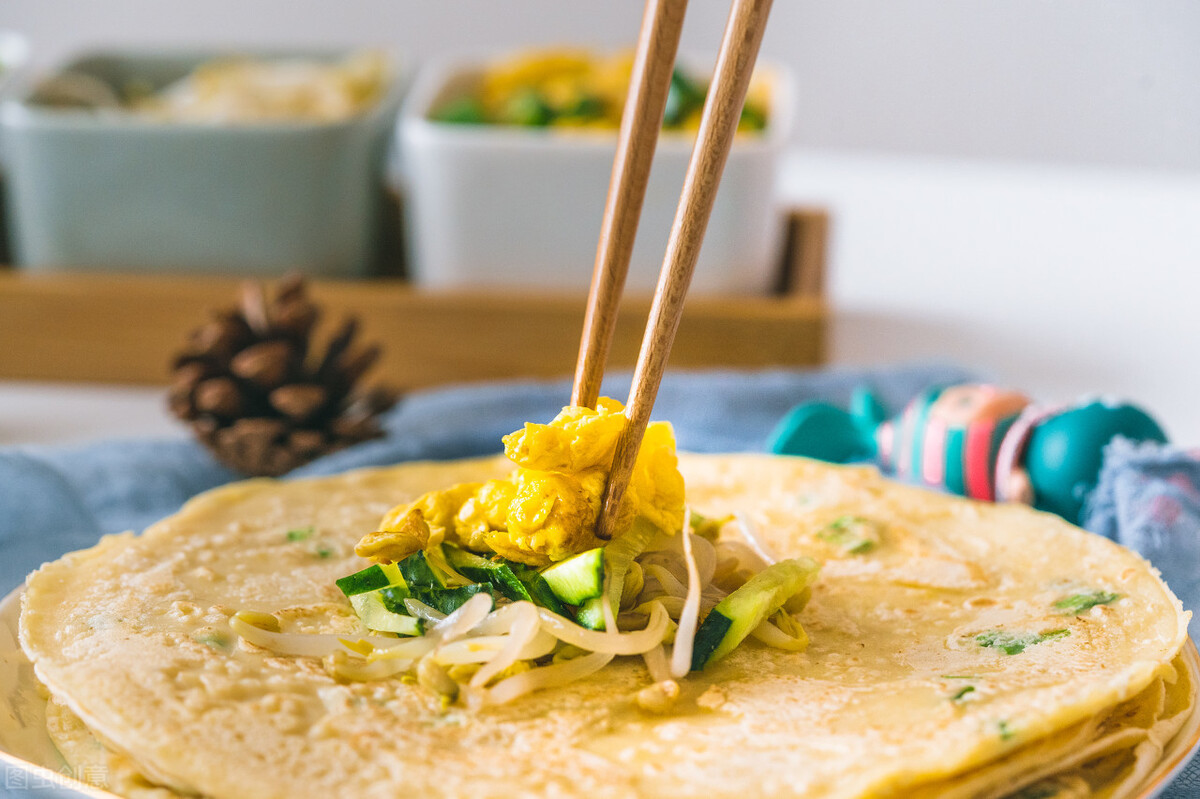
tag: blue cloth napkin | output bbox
[4,362,1197,798]
[0,363,972,592]
[1084,438,1200,797]
[1085,438,1200,617]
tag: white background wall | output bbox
[9,1,1200,170]
[4,1,1200,439]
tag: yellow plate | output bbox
[1,586,1197,798]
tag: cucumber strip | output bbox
[378,585,411,614]
[512,567,570,616]
[444,546,532,602]
[349,591,424,636]
[335,562,404,597]
[691,557,820,671]
[574,596,607,630]
[540,547,605,605]
[411,583,496,616]
[398,550,444,589]
[603,516,662,620]
[424,544,472,588]
[435,545,571,613]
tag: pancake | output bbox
[19,454,1191,798]
[44,696,181,799]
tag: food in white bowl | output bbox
[397,49,795,295]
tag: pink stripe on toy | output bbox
[876,422,895,471]
[965,419,997,501]
[994,403,1062,503]
[896,405,916,479]
[922,419,947,486]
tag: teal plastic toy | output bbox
[767,383,1168,525]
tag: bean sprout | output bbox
[670,520,702,678]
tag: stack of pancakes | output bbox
[18,455,1194,798]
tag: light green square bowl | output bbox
[0,50,405,276]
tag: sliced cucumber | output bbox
[574,596,606,630]
[350,590,424,636]
[411,583,496,616]
[424,545,471,588]
[378,585,411,614]
[444,546,532,602]
[691,557,820,671]
[398,550,449,590]
[540,547,605,605]
[335,562,404,597]
[513,568,570,616]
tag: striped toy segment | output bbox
[876,422,895,472]
[989,415,1019,494]
[944,417,1023,500]
[943,428,967,496]
[965,418,998,501]
[936,385,1031,428]
[993,404,1061,503]
[907,387,945,483]
[895,403,917,480]
[921,418,948,487]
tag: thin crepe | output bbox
[20,455,1191,798]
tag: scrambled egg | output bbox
[356,398,685,566]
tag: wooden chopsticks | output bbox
[583,0,775,541]
[571,0,689,410]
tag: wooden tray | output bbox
[0,208,828,389]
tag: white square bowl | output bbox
[397,54,795,295]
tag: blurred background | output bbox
[1,0,1198,441]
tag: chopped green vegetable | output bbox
[433,97,487,125]
[374,545,578,616]
[559,93,607,120]
[738,104,767,131]
[193,631,231,652]
[1054,590,1119,615]
[574,596,607,631]
[443,546,531,602]
[689,511,730,541]
[951,685,976,702]
[817,516,880,554]
[998,719,1015,741]
[350,590,424,636]
[286,526,314,542]
[510,565,570,616]
[501,88,554,126]
[692,557,820,670]
[976,628,1069,655]
[663,68,704,127]
[398,550,448,590]
[315,544,335,559]
[539,547,605,605]
[378,585,410,613]
[411,583,495,616]
[336,563,405,597]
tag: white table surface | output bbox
[0,381,181,447]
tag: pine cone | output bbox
[168,274,399,477]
